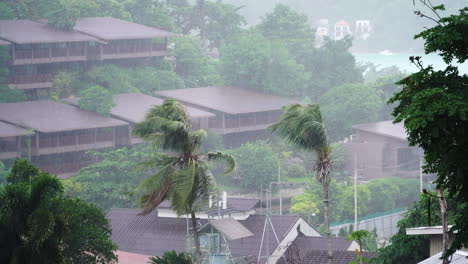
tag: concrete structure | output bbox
[64,93,215,144]
[334,20,351,40]
[156,86,296,147]
[0,100,130,176]
[0,17,175,99]
[0,121,33,160]
[407,226,468,257]
[342,120,426,181]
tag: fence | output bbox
[331,209,407,239]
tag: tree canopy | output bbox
[0,159,117,264]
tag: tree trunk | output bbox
[191,210,202,264]
[323,183,333,264]
[437,189,449,264]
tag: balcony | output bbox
[8,74,53,90]
[37,141,114,155]
[101,41,168,60]
[12,46,87,65]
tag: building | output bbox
[406,226,468,257]
[156,86,296,147]
[417,250,468,264]
[0,100,130,177]
[64,93,215,144]
[0,121,33,161]
[334,20,351,40]
[0,17,175,99]
[342,120,425,181]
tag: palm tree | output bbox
[132,99,235,263]
[269,104,333,264]
[149,250,193,264]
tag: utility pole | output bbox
[354,152,358,230]
[278,159,282,215]
[419,149,423,192]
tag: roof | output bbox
[353,120,407,141]
[108,208,300,260]
[64,93,215,123]
[301,250,376,264]
[156,86,296,115]
[277,233,356,263]
[406,226,455,235]
[74,17,176,40]
[0,100,128,133]
[116,251,151,264]
[208,218,254,240]
[158,197,261,215]
[418,251,468,264]
[0,121,33,138]
[0,20,99,44]
[0,39,10,45]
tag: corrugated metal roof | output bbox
[108,208,300,260]
[0,100,128,133]
[353,120,407,141]
[156,86,297,115]
[0,121,33,138]
[301,250,376,264]
[208,218,254,240]
[418,251,468,264]
[0,20,99,44]
[158,198,261,215]
[64,93,215,123]
[74,17,176,40]
[0,39,10,45]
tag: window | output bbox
[397,147,420,170]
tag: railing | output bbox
[10,74,52,84]
[14,46,86,64]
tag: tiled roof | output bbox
[0,20,98,44]
[116,250,151,264]
[353,120,407,141]
[74,17,176,40]
[0,100,128,133]
[0,121,33,138]
[64,93,215,124]
[277,233,355,263]
[108,208,300,261]
[156,86,296,115]
[301,250,376,264]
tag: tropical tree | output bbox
[0,159,117,264]
[269,103,333,263]
[132,99,235,263]
[149,250,193,264]
[348,230,372,264]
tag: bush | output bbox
[287,163,306,178]
[78,85,114,116]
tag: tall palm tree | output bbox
[133,99,235,263]
[269,104,333,264]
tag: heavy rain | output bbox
[0,0,467,263]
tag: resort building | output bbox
[64,93,215,144]
[0,17,175,99]
[156,86,296,147]
[0,100,130,177]
[342,120,426,181]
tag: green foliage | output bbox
[348,230,371,251]
[291,177,421,224]
[131,68,185,94]
[84,64,140,94]
[388,5,468,255]
[0,85,27,103]
[44,0,96,30]
[0,161,10,185]
[149,250,193,264]
[0,160,117,264]
[67,146,154,211]
[124,0,175,30]
[78,85,114,116]
[220,30,309,96]
[51,71,79,99]
[286,163,306,178]
[204,0,246,49]
[0,3,16,19]
[257,4,315,59]
[319,83,382,140]
[171,36,223,87]
[227,141,278,191]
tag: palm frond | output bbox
[206,151,236,175]
[269,104,328,151]
[169,160,197,215]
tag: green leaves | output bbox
[78,85,114,116]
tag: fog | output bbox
[0,0,465,262]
